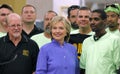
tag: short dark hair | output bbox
[47,10,58,16]
[21,4,36,13]
[79,6,91,11]
[0,4,14,12]
[67,5,80,18]
[92,9,107,20]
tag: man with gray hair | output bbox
[0,13,39,74]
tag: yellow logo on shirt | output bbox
[22,49,29,56]
[73,43,82,60]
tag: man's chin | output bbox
[108,25,115,28]
[1,22,7,25]
[13,34,21,38]
[92,28,97,32]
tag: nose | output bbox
[56,28,60,33]
[107,16,112,22]
[81,16,86,20]
[90,19,95,24]
[14,26,19,29]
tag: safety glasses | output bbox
[105,4,119,10]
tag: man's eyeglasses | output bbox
[8,24,22,28]
[89,17,101,21]
[105,4,119,10]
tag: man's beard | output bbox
[44,26,50,34]
[107,22,117,28]
[108,23,116,28]
[13,33,21,38]
[71,23,79,30]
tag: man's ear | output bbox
[102,19,107,27]
[67,17,70,21]
[103,19,107,24]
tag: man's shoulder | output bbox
[109,33,120,40]
[0,36,5,42]
[0,32,6,38]
[31,33,43,39]
[22,35,38,45]
[83,35,93,44]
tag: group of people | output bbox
[0,2,120,74]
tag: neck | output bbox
[56,39,64,46]
[94,30,106,41]
[95,30,106,37]
[10,36,22,46]
[0,24,7,33]
[22,22,34,34]
[44,32,51,39]
[79,27,91,34]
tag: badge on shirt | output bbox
[22,49,29,56]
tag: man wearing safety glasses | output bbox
[104,3,120,36]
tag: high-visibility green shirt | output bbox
[0,32,6,38]
[106,28,119,36]
[80,32,120,74]
[31,33,51,48]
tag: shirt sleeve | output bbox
[113,37,120,70]
[35,46,47,74]
[29,40,39,72]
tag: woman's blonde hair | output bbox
[49,16,71,42]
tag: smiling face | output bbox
[51,22,67,43]
[77,10,91,28]
[7,14,22,39]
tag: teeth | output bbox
[55,34,61,37]
[55,35,60,36]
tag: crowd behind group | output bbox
[0,2,120,74]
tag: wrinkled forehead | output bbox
[7,13,21,23]
[106,11,118,16]
[22,6,36,12]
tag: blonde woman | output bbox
[36,16,80,74]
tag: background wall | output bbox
[26,0,53,21]
[53,0,80,18]
[0,0,120,21]
[0,0,26,14]
[26,0,81,20]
